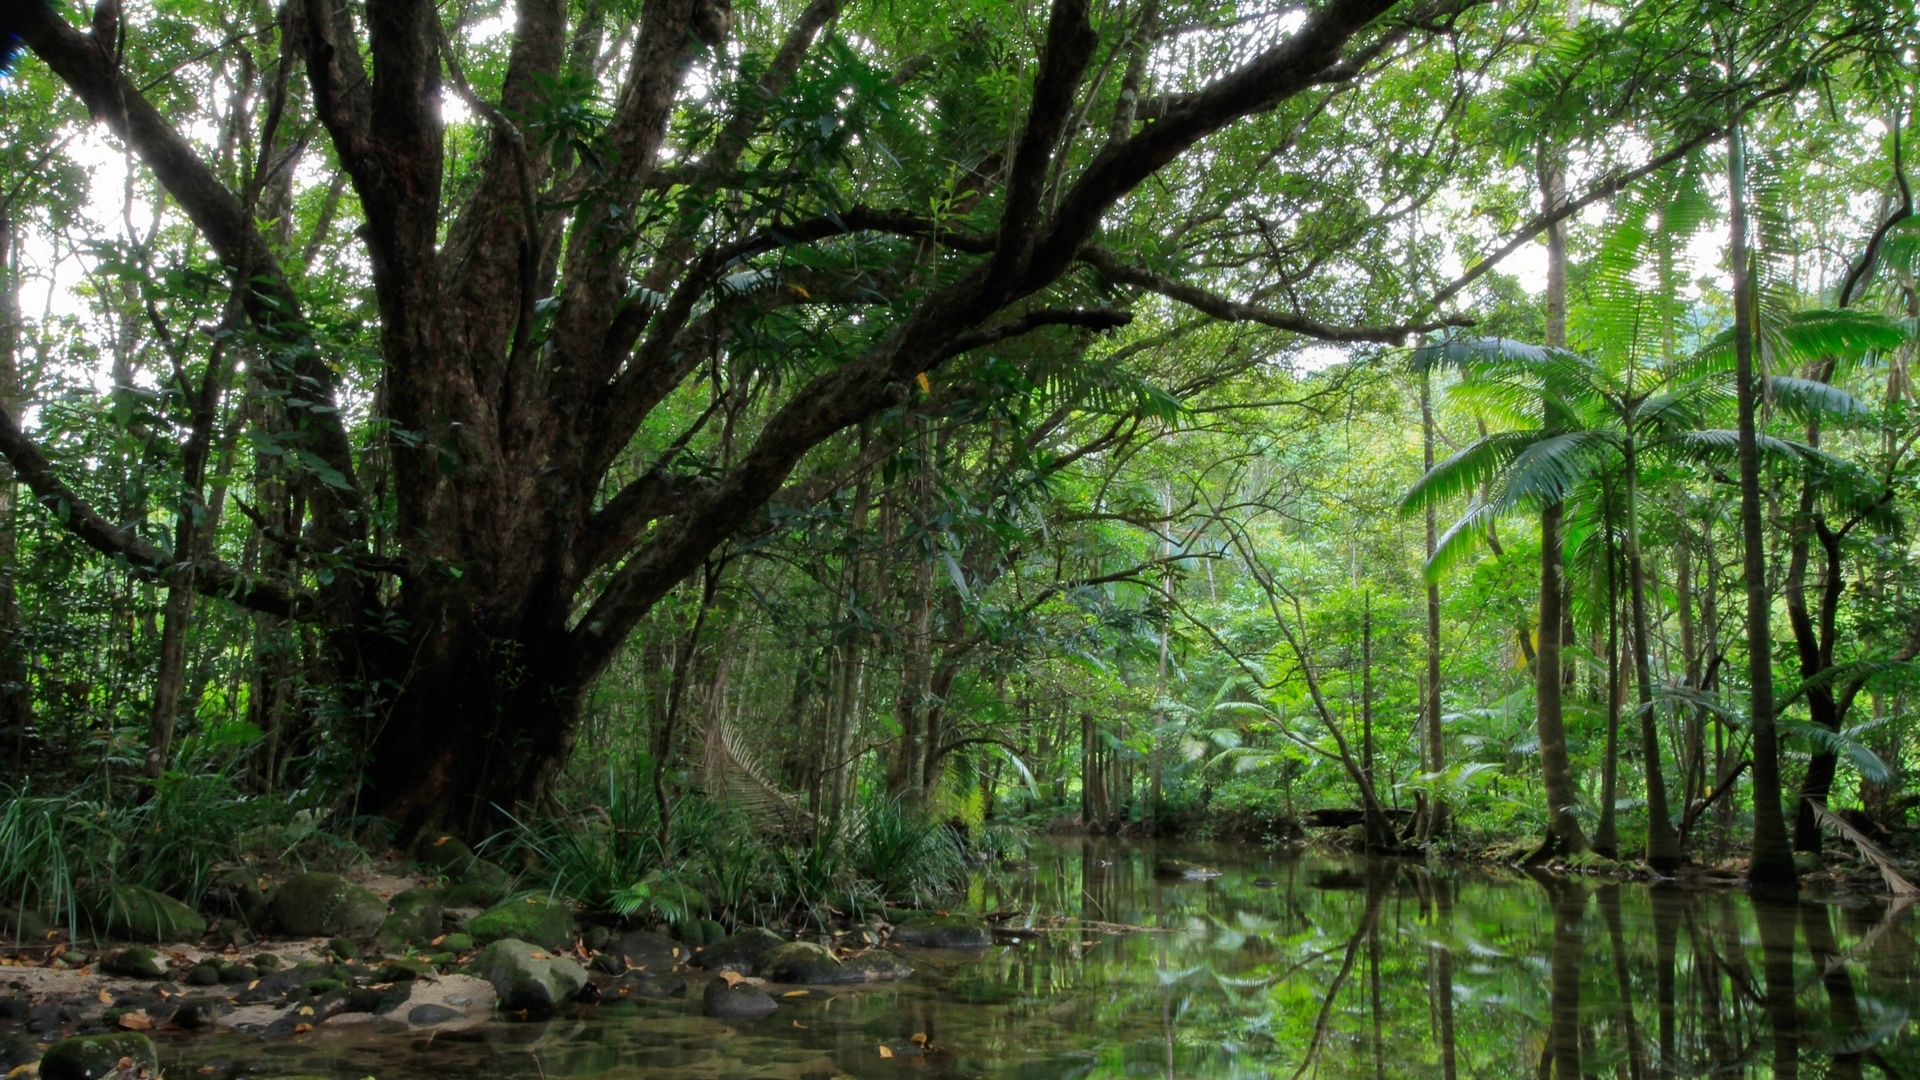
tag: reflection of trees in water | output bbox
[946,841,1920,1077]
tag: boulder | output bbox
[676,918,727,948]
[375,888,444,952]
[85,885,206,943]
[606,973,686,1000]
[698,927,783,973]
[469,938,587,1014]
[3,907,52,943]
[101,947,169,979]
[891,913,992,949]
[701,977,775,1021]
[415,833,513,904]
[841,951,914,981]
[754,941,843,984]
[607,929,686,973]
[268,873,385,938]
[468,894,575,952]
[407,1003,466,1026]
[37,1033,159,1080]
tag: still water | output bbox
[168,839,1920,1078]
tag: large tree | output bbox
[7,0,1512,836]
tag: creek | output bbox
[164,838,1920,1078]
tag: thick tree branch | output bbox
[937,307,1134,360]
[992,0,1099,280]
[0,406,300,618]
[1079,246,1470,343]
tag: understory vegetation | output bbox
[0,0,1917,936]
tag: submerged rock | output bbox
[468,894,575,952]
[701,977,776,1021]
[751,940,906,984]
[268,873,385,938]
[37,1032,159,1080]
[1153,859,1222,880]
[697,927,783,973]
[85,885,206,943]
[892,913,992,949]
[470,938,586,1014]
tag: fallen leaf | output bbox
[118,1012,152,1031]
[915,372,930,394]
[293,1022,313,1035]
[782,989,808,998]
[792,1020,808,1029]
[430,934,447,946]
[530,952,549,960]
[718,971,747,987]
[878,1045,893,1059]
[433,835,453,847]
[911,1032,928,1046]
[98,989,114,1004]
[197,1067,217,1074]
[50,943,66,959]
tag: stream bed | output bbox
[161,838,1920,1078]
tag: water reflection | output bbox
[164,839,1920,1079]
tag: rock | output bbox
[841,951,913,981]
[582,926,611,952]
[1153,859,1222,880]
[702,977,776,1021]
[468,894,575,952]
[253,952,283,971]
[892,913,992,949]
[441,932,474,952]
[379,958,435,982]
[217,961,257,984]
[698,927,783,973]
[0,1035,37,1072]
[608,929,686,973]
[85,885,206,943]
[469,938,587,1014]
[327,936,359,960]
[754,941,845,984]
[268,873,386,938]
[415,833,514,904]
[608,973,686,1000]
[375,888,444,952]
[37,1033,159,1080]
[408,1003,466,1026]
[676,918,727,948]
[186,962,221,986]
[3,907,52,943]
[102,947,169,979]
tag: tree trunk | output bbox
[0,214,33,750]
[1624,437,1681,871]
[1595,522,1621,860]
[1421,371,1447,840]
[1730,119,1798,892]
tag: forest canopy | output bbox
[0,0,1914,898]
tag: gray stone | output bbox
[268,873,386,938]
[701,977,775,1021]
[608,929,686,973]
[374,888,443,952]
[754,941,844,984]
[698,926,783,973]
[469,938,587,1014]
[37,1033,159,1080]
[407,1003,466,1026]
[891,913,992,949]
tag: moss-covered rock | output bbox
[374,888,444,952]
[440,932,474,952]
[607,929,686,973]
[468,894,574,952]
[84,885,206,943]
[3,907,52,943]
[753,941,843,983]
[891,913,991,949]
[268,873,385,938]
[698,927,783,973]
[676,918,727,948]
[469,938,587,1014]
[37,1032,159,1080]
[101,947,168,979]
[415,833,513,904]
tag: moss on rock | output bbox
[84,885,206,943]
[375,888,444,952]
[468,894,575,951]
[469,938,587,1014]
[37,1032,159,1080]
[268,873,386,938]
[891,913,991,949]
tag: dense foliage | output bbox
[0,0,1916,913]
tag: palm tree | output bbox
[1407,334,1868,871]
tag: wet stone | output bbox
[702,978,776,1022]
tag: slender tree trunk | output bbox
[1624,438,1681,871]
[1421,371,1447,840]
[0,214,33,748]
[1730,120,1798,892]
[1544,877,1585,1079]
[1596,525,1621,859]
